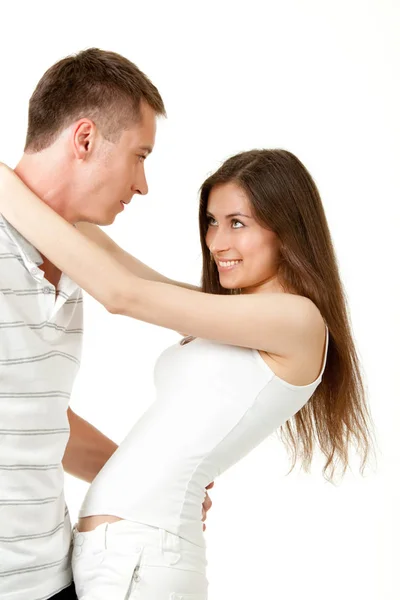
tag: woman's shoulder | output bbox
[260,295,327,386]
[276,292,326,334]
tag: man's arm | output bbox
[63,408,117,483]
[76,222,201,291]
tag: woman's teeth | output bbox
[218,260,242,267]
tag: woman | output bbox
[0,149,371,600]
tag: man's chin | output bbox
[103,214,117,226]
[85,213,117,226]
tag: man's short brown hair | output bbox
[25,48,166,153]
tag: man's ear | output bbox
[71,119,97,160]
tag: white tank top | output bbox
[80,328,329,546]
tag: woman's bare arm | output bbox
[0,164,321,357]
[76,222,200,292]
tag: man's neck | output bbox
[14,154,71,287]
[14,153,73,222]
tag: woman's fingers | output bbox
[201,481,215,530]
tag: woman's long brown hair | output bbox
[198,149,373,480]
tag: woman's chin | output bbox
[219,281,243,292]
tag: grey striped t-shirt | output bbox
[0,215,83,600]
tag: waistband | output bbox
[72,520,207,573]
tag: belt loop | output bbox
[160,529,181,566]
[89,522,108,551]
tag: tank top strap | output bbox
[318,324,329,380]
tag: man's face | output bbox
[74,101,157,225]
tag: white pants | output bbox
[71,520,208,600]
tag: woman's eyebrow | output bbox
[206,211,253,219]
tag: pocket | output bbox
[161,529,182,566]
[72,542,144,599]
[72,547,106,599]
[96,547,144,598]
[123,551,143,598]
[71,531,105,570]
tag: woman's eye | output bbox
[232,219,244,229]
[207,216,217,226]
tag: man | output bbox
[0,48,212,600]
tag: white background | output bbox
[0,1,399,598]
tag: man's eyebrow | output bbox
[206,211,253,219]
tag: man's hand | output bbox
[202,482,214,531]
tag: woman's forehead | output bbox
[207,183,250,214]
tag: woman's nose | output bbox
[209,232,231,255]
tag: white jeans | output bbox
[71,520,208,600]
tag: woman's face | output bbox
[205,182,282,294]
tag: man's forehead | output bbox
[122,125,155,151]
[126,109,156,146]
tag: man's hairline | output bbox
[25,100,161,154]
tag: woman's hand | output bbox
[202,481,214,531]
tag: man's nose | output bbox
[132,170,148,196]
